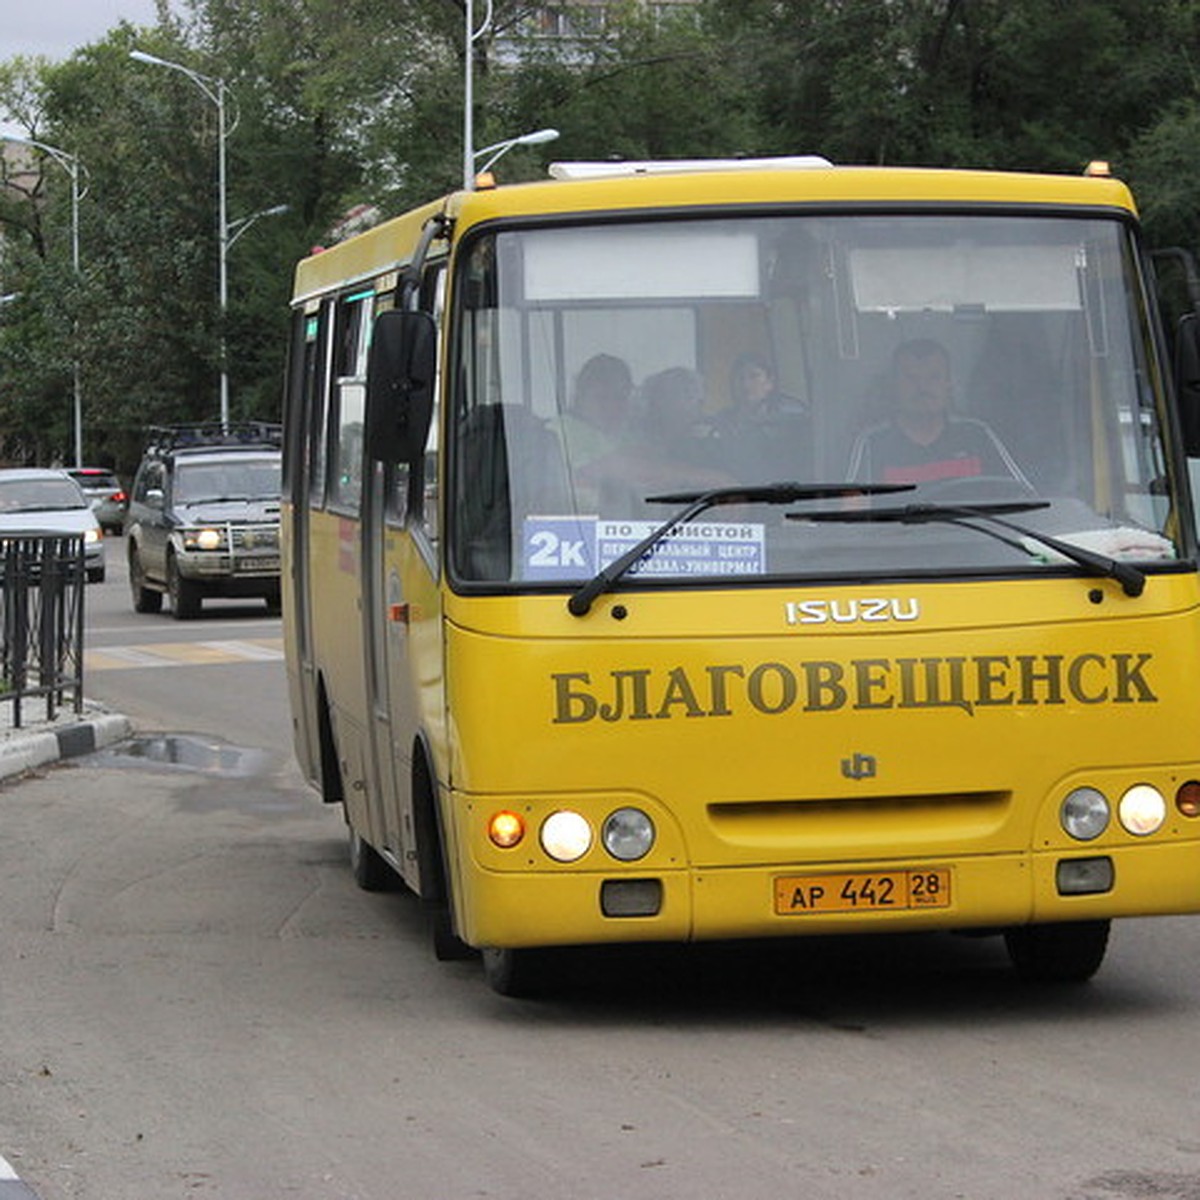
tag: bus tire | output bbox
[482,947,554,998]
[348,826,394,892]
[1004,919,1110,983]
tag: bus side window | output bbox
[307,300,333,510]
[329,293,372,515]
[393,263,444,547]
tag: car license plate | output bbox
[236,556,280,572]
[774,868,952,915]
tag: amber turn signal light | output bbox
[488,810,526,848]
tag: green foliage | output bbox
[2,0,1200,474]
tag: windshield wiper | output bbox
[567,482,914,616]
[794,500,1146,597]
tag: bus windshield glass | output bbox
[449,212,1182,588]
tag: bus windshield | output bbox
[449,212,1182,588]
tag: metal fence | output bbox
[0,533,85,728]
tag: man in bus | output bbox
[846,338,1027,487]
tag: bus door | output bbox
[311,288,389,847]
[362,269,445,892]
[282,302,330,781]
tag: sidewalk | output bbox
[0,696,131,783]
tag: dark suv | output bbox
[124,424,283,619]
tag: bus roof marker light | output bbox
[1118,784,1167,836]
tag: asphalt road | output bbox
[1,540,1199,1199]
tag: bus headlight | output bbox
[1060,787,1109,841]
[1119,784,1166,836]
[540,811,592,862]
[602,807,655,861]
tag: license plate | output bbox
[236,557,280,573]
[774,868,952,915]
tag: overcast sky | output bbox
[2,0,169,139]
[3,0,165,61]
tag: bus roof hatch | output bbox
[547,156,833,180]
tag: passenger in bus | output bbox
[558,353,635,467]
[556,355,728,512]
[710,352,812,483]
[639,367,717,465]
[553,353,636,511]
[846,338,1028,487]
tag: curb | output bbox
[0,712,132,783]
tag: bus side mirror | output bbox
[365,308,437,463]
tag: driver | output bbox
[847,338,1028,487]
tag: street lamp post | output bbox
[6,137,87,467]
[463,0,495,191]
[130,49,233,430]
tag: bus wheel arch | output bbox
[315,675,344,805]
[411,740,474,962]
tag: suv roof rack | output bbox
[144,422,282,455]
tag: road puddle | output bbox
[96,733,269,777]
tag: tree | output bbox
[5,0,1200,475]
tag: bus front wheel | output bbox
[482,947,555,998]
[1004,919,1110,983]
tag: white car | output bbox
[0,468,106,582]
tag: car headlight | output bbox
[184,527,225,551]
[83,528,101,545]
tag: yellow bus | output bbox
[282,157,1200,995]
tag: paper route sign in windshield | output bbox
[522,516,767,581]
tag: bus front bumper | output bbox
[455,841,1200,950]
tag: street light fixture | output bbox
[5,136,89,468]
[129,49,234,430]
[227,203,289,250]
[473,128,560,177]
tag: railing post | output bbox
[0,532,86,728]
